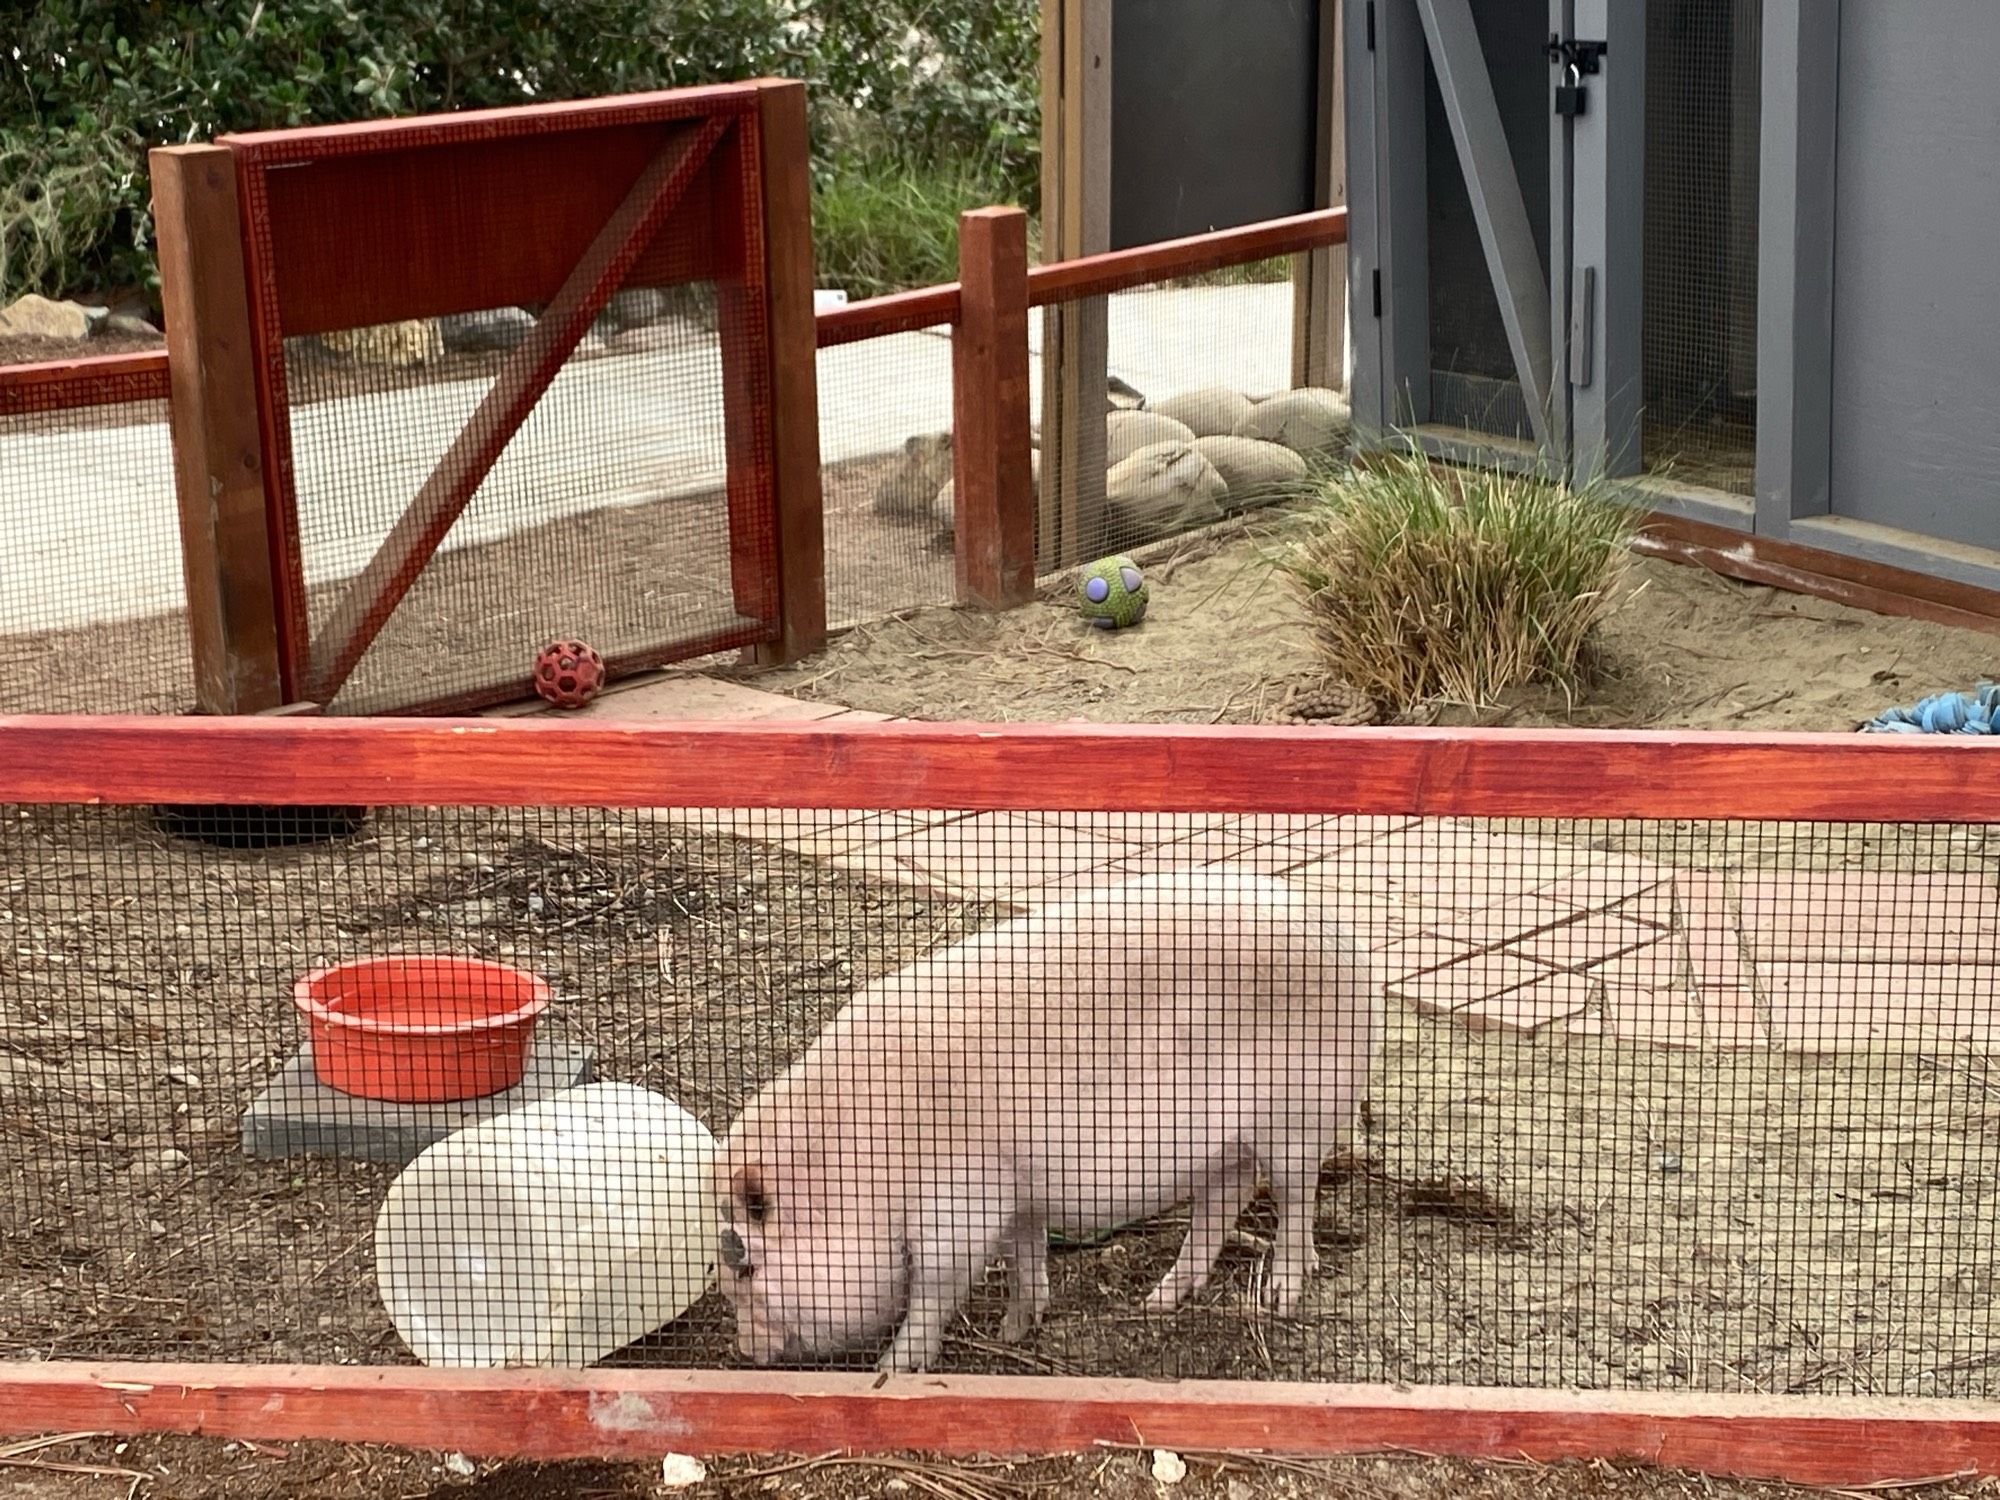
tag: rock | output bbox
[607,321,700,355]
[658,1454,707,1488]
[320,319,445,368]
[594,286,676,337]
[0,293,107,341]
[929,448,1037,547]
[1194,434,1312,508]
[1232,385,1351,454]
[102,312,162,339]
[1107,373,1148,411]
[1153,385,1254,437]
[1104,440,1226,547]
[872,432,954,524]
[438,307,535,354]
[1107,409,1197,465]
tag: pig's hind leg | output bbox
[998,1213,1049,1342]
[1145,1155,1255,1310]
[1261,1138,1326,1318]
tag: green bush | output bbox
[813,135,1032,298]
[1,0,1041,303]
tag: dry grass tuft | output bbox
[1278,450,1641,714]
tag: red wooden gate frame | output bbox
[210,82,824,713]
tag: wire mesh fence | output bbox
[1032,267,1335,577]
[279,283,759,715]
[815,325,958,632]
[1643,0,1763,493]
[7,794,1997,1392]
[0,371,191,715]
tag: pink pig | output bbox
[714,865,1377,1373]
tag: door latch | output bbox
[1545,34,1607,118]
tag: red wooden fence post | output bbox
[952,206,1036,610]
[151,144,286,714]
[746,79,827,666]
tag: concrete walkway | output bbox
[2,285,1294,634]
[499,671,1979,1054]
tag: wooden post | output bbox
[746,80,826,666]
[952,208,1036,609]
[151,145,285,715]
[1038,0,1112,570]
[1293,0,1350,391]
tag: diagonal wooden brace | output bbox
[304,115,730,704]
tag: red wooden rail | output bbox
[1027,207,1348,306]
[815,284,963,347]
[3,1364,2000,1485]
[0,717,1995,822]
[0,350,171,417]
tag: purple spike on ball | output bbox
[1084,576,1111,603]
[1120,566,1144,594]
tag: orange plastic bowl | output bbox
[294,955,552,1103]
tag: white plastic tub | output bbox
[374,1081,719,1366]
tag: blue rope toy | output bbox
[1860,682,2000,734]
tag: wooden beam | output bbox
[1635,511,2000,638]
[1037,0,1112,569]
[302,116,727,703]
[6,1364,2000,1486]
[0,351,170,415]
[816,285,963,348]
[150,144,286,716]
[1293,0,1348,391]
[1027,209,1347,305]
[740,80,825,666]
[2,718,1999,822]
[953,207,1036,609]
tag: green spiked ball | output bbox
[1077,554,1149,629]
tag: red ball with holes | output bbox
[532,639,606,709]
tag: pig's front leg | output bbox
[878,1186,1014,1373]
[1147,1155,1255,1310]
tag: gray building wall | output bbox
[1828,0,2000,554]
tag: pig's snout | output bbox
[719,1227,751,1275]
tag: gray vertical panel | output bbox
[1548,0,1575,478]
[1570,0,1645,479]
[1414,0,1554,450]
[1754,0,1836,535]
[1378,0,1433,431]
[1108,0,1319,248]
[1345,0,1384,426]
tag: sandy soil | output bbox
[739,512,2000,732]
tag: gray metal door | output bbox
[1348,0,1648,482]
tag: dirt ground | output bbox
[4,1434,1997,1500]
[739,509,2000,731]
[3,445,947,717]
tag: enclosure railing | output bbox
[0,352,191,715]
[4,714,2000,1487]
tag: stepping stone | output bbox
[241,1037,594,1167]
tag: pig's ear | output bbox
[732,1164,771,1224]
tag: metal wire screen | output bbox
[1422,0,1550,444]
[277,281,753,714]
[9,803,1996,1393]
[0,387,191,715]
[1643,0,1763,493]
[1035,269,1328,576]
[816,327,957,631]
